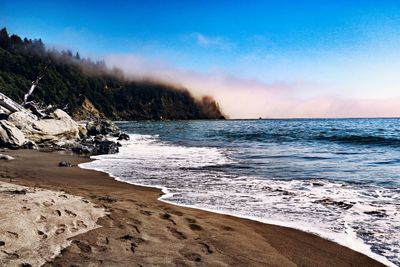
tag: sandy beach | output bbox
[0,149,385,267]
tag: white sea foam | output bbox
[80,134,399,267]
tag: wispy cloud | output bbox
[189,32,234,50]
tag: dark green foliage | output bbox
[0,27,225,120]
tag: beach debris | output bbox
[117,133,130,141]
[58,161,72,167]
[0,154,14,160]
[0,92,37,120]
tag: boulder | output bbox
[86,120,120,136]
[0,120,26,148]
[8,109,80,144]
[117,133,130,141]
[22,140,38,150]
[71,143,94,155]
[58,161,72,167]
[93,140,119,155]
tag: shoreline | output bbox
[1,149,386,266]
[80,161,395,267]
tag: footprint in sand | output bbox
[77,220,87,229]
[64,209,77,217]
[199,242,213,254]
[54,210,62,216]
[36,215,47,223]
[140,210,152,216]
[167,226,187,240]
[21,206,31,212]
[188,223,203,231]
[185,218,197,224]
[37,230,48,239]
[55,224,66,235]
[6,231,19,239]
[160,213,176,225]
[178,249,202,262]
[2,250,19,260]
[42,201,53,207]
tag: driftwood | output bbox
[0,92,37,119]
[23,63,50,105]
[0,63,50,120]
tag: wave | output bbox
[207,128,400,148]
[80,133,400,266]
[316,134,400,147]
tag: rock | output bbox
[78,124,88,138]
[0,154,14,160]
[0,120,26,148]
[86,120,120,136]
[8,109,80,144]
[93,140,119,155]
[117,133,130,141]
[22,140,38,150]
[71,144,94,155]
[364,210,388,218]
[58,161,72,167]
[95,134,106,142]
[314,198,353,210]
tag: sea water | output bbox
[80,119,400,266]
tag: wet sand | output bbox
[0,149,385,266]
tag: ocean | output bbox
[80,119,400,266]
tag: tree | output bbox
[10,34,23,46]
[0,28,10,49]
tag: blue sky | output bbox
[2,1,400,118]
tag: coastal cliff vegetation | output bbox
[0,28,225,120]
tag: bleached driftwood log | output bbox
[23,63,50,105]
[0,92,37,120]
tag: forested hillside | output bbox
[0,28,225,120]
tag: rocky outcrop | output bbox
[72,97,104,121]
[67,137,119,155]
[8,109,80,144]
[0,105,121,156]
[86,120,120,136]
[0,120,26,148]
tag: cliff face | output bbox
[0,28,225,121]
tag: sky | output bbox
[1,0,400,118]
